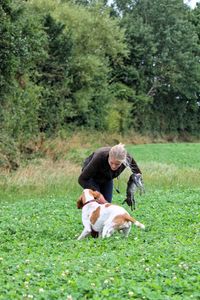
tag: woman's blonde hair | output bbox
[109,143,127,162]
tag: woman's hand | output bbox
[96,193,108,204]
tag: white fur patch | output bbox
[135,221,145,229]
[84,189,94,201]
[140,223,145,230]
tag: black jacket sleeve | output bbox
[125,153,142,209]
[78,153,101,190]
[126,153,141,174]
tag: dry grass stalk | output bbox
[3,159,80,187]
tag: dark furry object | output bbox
[91,229,99,238]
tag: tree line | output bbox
[1,0,200,143]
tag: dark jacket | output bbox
[78,147,141,190]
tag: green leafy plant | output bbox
[0,143,199,299]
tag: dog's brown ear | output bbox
[91,190,101,199]
[90,190,107,204]
[77,196,84,209]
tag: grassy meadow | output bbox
[0,142,200,299]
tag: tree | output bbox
[112,0,200,134]
[30,0,128,131]
[35,14,73,133]
[0,0,47,139]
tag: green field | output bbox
[0,143,200,299]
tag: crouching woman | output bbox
[78,143,142,205]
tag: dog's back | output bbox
[90,203,144,237]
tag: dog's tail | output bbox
[125,214,145,230]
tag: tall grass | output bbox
[1,142,199,199]
[0,159,79,201]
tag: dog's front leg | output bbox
[77,228,91,240]
[77,218,91,240]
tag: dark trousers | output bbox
[89,179,113,203]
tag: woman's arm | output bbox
[126,153,142,174]
[124,153,143,209]
[78,153,101,189]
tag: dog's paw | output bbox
[140,223,145,230]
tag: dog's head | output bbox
[77,189,101,209]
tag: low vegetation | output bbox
[0,142,199,299]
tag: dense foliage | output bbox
[0,0,200,141]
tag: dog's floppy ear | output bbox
[91,190,101,200]
[77,196,84,209]
[90,190,107,204]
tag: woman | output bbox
[78,143,142,204]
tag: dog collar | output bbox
[82,199,97,207]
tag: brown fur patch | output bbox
[89,190,101,199]
[124,214,136,223]
[112,213,136,227]
[112,214,127,227]
[77,196,83,209]
[90,206,101,224]
[105,203,112,208]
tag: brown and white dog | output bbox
[77,189,145,240]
